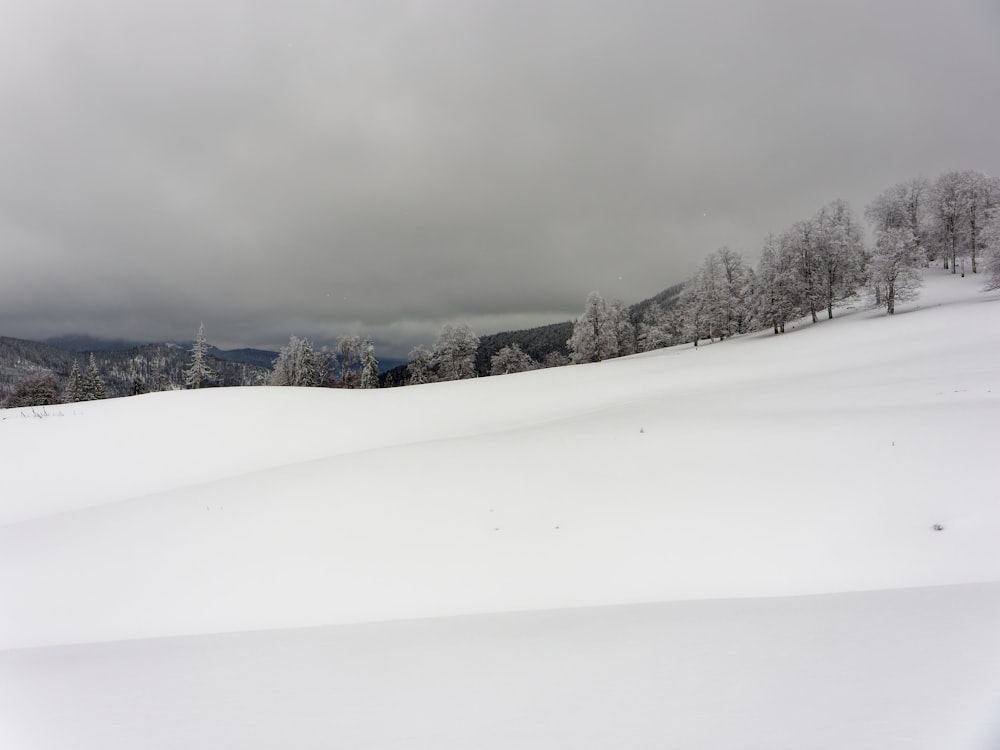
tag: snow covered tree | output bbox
[676,267,718,346]
[812,200,866,319]
[608,299,636,356]
[958,171,1000,275]
[361,337,379,389]
[65,361,84,402]
[676,249,751,344]
[636,303,676,351]
[432,324,479,381]
[337,335,362,388]
[269,336,318,386]
[715,246,754,334]
[783,219,825,323]
[82,353,106,400]
[542,351,571,368]
[867,228,926,314]
[929,171,969,273]
[983,208,1000,291]
[753,234,797,334]
[149,356,170,392]
[406,345,434,385]
[184,322,214,389]
[317,346,339,387]
[489,343,537,376]
[568,291,619,362]
[4,375,61,408]
[865,177,931,248]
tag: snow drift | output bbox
[1,270,999,749]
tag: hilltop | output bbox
[1,269,999,749]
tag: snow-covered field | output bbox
[2,270,999,749]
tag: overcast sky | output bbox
[1,0,998,356]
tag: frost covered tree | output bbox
[65,361,84,402]
[927,170,1000,275]
[783,219,826,323]
[269,336,317,386]
[865,177,931,246]
[489,343,537,376]
[542,351,571,368]
[867,228,926,314]
[636,303,676,351]
[959,171,1000,275]
[608,299,636,357]
[82,353,106,400]
[4,375,62,408]
[983,208,1000,291]
[753,234,797,334]
[149,356,170,392]
[812,200,866,319]
[184,322,214,389]
[337,335,362,388]
[676,249,751,344]
[360,337,379,389]
[715,246,754,334]
[432,324,479,381]
[568,291,619,363]
[929,171,969,273]
[406,345,434,385]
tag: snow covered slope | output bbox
[2,270,999,749]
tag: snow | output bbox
[2,269,999,749]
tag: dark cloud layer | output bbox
[2,0,998,355]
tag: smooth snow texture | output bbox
[1,270,999,749]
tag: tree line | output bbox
[5,168,997,406]
[646,168,1000,349]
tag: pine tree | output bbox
[361,337,379,389]
[184,322,215,389]
[149,356,170,392]
[66,361,84,402]
[83,353,106,400]
[269,336,317,386]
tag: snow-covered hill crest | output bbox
[1,270,999,749]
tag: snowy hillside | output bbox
[2,270,1000,749]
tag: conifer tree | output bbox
[83,354,106,400]
[269,336,317,386]
[185,322,214,389]
[361,337,379,389]
[66,361,84,402]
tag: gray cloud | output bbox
[1,0,998,355]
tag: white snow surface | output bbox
[2,270,1000,749]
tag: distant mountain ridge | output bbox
[6,280,686,397]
